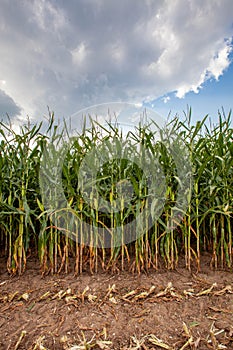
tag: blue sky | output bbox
[0,0,232,125]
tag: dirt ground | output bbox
[0,255,233,350]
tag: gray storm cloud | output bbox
[0,0,232,120]
[0,89,21,120]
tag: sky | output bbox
[0,0,233,125]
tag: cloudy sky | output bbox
[0,0,233,124]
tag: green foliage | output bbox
[0,109,232,274]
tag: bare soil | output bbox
[0,256,233,350]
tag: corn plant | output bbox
[0,109,232,274]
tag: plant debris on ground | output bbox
[0,257,232,349]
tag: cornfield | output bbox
[0,109,232,275]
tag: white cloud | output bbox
[207,42,232,80]
[71,42,89,66]
[0,0,232,120]
[162,96,170,104]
